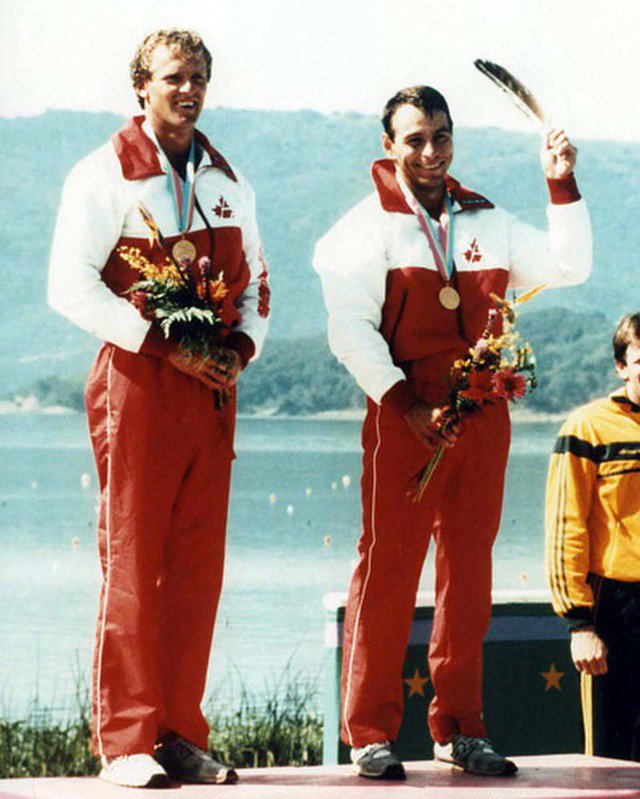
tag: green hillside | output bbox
[10,306,621,417]
[0,108,638,403]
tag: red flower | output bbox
[492,368,527,401]
[459,370,495,402]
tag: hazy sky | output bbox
[2,0,639,141]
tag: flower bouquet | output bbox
[118,203,229,360]
[411,285,544,502]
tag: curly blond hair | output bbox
[130,29,212,108]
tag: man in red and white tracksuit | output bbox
[48,30,269,789]
[313,86,591,779]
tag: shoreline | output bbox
[0,399,564,424]
[245,405,565,424]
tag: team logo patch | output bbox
[463,238,483,264]
[213,196,233,219]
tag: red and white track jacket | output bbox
[49,116,270,365]
[313,159,592,411]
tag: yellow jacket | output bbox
[545,392,640,624]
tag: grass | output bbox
[0,715,98,779]
[207,672,322,769]
[0,671,323,779]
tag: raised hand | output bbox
[541,128,577,180]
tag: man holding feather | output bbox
[313,79,592,778]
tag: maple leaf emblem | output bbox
[213,196,233,219]
[464,238,482,263]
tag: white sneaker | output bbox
[99,753,170,788]
[350,741,406,780]
[433,740,454,763]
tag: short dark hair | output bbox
[382,86,453,140]
[130,29,212,109]
[613,313,640,364]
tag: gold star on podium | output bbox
[404,668,429,698]
[541,662,565,692]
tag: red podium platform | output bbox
[1,755,639,799]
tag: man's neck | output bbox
[149,118,195,158]
[625,386,640,407]
[413,184,446,220]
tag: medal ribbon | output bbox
[164,138,197,235]
[406,192,455,282]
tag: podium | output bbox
[322,590,582,764]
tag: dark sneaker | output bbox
[154,735,238,784]
[434,734,517,776]
[351,741,406,780]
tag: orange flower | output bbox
[118,247,180,284]
[208,279,228,304]
[138,202,161,248]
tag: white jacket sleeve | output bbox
[48,150,153,351]
[508,196,592,290]
[233,170,270,360]
[313,204,406,404]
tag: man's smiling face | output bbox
[383,104,453,203]
[138,43,208,132]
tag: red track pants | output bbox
[340,392,510,747]
[85,344,235,758]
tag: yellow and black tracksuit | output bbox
[546,392,640,760]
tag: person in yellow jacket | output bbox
[546,312,640,760]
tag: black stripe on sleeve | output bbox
[554,436,602,461]
[554,436,640,463]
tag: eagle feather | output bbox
[474,59,546,128]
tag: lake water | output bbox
[0,412,560,719]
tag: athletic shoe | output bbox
[350,740,406,780]
[99,753,170,788]
[434,734,517,776]
[154,734,238,784]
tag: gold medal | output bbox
[439,285,461,310]
[172,238,197,263]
